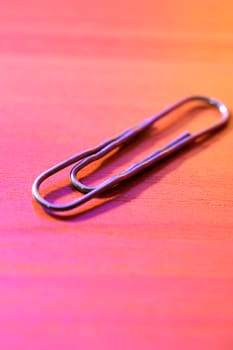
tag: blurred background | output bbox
[1,1,233,350]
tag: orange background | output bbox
[1,1,233,349]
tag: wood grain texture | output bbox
[1,1,233,349]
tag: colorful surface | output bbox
[1,1,233,349]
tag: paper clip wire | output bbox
[32,95,230,212]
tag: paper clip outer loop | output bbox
[32,95,230,212]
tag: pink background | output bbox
[1,1,233,349]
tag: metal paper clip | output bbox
[32,95,230,212]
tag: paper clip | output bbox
[32,95,230,212]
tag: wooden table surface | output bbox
[1,1,233,349]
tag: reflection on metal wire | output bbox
[32,95,230,212]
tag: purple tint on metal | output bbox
[32,95,230,212]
